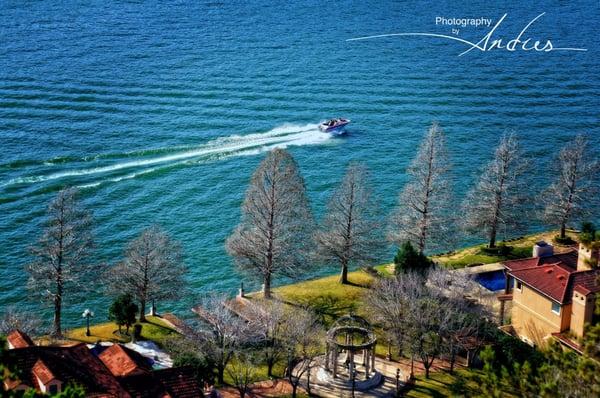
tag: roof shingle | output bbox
[98,344,152,377]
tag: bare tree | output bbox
[315,162,381,284]
[0,306,43,336]
[246,299,286,378]
[389,122,453,253]
[365,276,414,358]
[226,352,258,398]
[110,225,186,321]
[191,294,252,384]
[427,269,490,373]
[542,135,599,239]
[462,133,528,248]
[26,188,94,337]
[368,268,487,378]
[226,148,314,298]
[281,308,323,398]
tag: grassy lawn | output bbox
[404,370,517,398]
[404,371,469,398]
[432,230,578,269]
[65,315,180,347]
[272,269,376,326]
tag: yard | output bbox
[404,369,520,398]
[432,230,578,268]
[64,315,180,347]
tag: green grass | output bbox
[272,269,376,326]
[404,371,468,398]
[404,370,518,398]
[432,230,578,269]
[65,315,180,347]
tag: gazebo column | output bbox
[371,343,376,370]
[365,349,370,379]
[333,345,338,379]
[349,350,354,381]
[362,349,367,366]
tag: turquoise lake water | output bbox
[1,0,599,326]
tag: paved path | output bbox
[454,262,504,275]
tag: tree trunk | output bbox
[139,299,146,322]
[424,364,430,379]
[267,358,274,378]
[53,251,64,337]
[560,223,566,239]
[449,350,456,374]
[53,293,62,337]
[488,226,497,249]
[291,383,298,398]
[263,274,272,299]
[339,262,348,284]
[218,365,225,385]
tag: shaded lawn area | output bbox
[65,315,180,347]
[405,370,517,398]
[272,269,376,327]
[432,230,578,269]
[223,355,288,385]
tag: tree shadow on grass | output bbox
[290,294,358,327]
[142,318,170,330]
[344,279,370,289]
[405,385,447,398]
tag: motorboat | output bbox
[318,118,350,134]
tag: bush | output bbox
[393,241,433,275]
[490,331,543,368]
[553,235,576,245]
[362,266,379,276]
[108,294,138,335]
[133,323,142,340]
[173,352,214,385]
[480,244,513,256]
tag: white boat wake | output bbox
[1,123,334,190]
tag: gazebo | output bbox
[324,315,377,381]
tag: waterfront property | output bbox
[499,242,600,348]
[2,330,202,397]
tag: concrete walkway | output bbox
[297,355,408,398]
[454,262,504,275]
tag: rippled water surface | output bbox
[1,0,598,325]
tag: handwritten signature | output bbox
[347,13,587,56]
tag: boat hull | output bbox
[318,119,350,134]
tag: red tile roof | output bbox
[4,332,203,398]
[32,359,56,384]
[7,329,35,348]
[119,367,202,398]
[503,250,578,271]
[99,344,152,377]
[507,253,600,304]
[572,271,600,296]
[4,343,130,397]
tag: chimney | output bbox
[577,243,599,271]
[533,241,554,258]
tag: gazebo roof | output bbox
[326,314,376,350]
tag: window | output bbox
[551,302,560,315]
[515,280,522,291]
